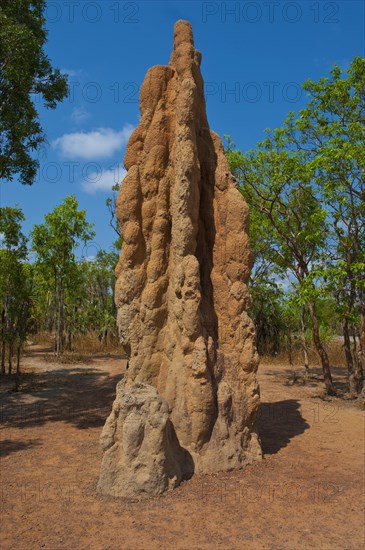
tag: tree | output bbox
[0,0,68,185]
[106,183,123,250]
[59,250,119,350]
[250,281,286,357]
[225,136,289,358]
[226,138,335,394]
[226,137,310,371]
[31,196,95,355]
[225,57,365,394]
[80,250,119,347]
[0,206,32,374]
[297,57,365,393]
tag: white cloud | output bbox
[71,107,91,124]
[60,68,80,77]
[82,167,126,194]
[52,125,134,159]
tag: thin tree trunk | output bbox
[352,330,357,357]
[307,302,335,395]
[354,308,365,393]
[0,343,5,375]
[67,328,72,352]
[57,288,61,356]
[8,340,12,375]
[58,279,64,355]
[360,311,365,358]
[101,329,108,350]
[16,345,21,374]
[53,286,57,356]
[287,327,293,367]
[1,308,6,375]
[343,319,356,394]
[301,305,309,376]
[352,329,359,380]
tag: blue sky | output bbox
[1,0,364,256]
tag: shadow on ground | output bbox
[258,399,309,455]
[0,438,42,458]
[0,364,124,431]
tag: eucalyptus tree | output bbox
[0,0,68,184]
[236,146,334,393]
[0,206,31,373]
[226,57,365,394]
[296,57,365,393]
[31,196,95,355]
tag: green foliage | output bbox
[0,194,122,364]
[0,197,121,362]
[0,0,68,184]
[31,196,95,354]
[250,281,285,355]
[302,58,365,328]
[79,250,119,338]
[225,57,365,392]
[0,206,32,373]
[0,206,27,253]
[31,195,95,272]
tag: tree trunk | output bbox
[307,302,335,395]
[1,343,5,375]
[301,305,309,376]
[287,327,293,367]
[53,330,57,355]
[57,291,61,356]
[1,308,5,375]
[352,330,357,357]
[8,340,13,375]
[343,319,356,394]
[354,308,365,393]
[53,275,58,356]
[16,345,21,374]
[101,329,108,350]
[66,328,72,352]
[58,279,64,355]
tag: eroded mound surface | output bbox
[99,20,261,497]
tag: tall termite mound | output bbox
[98,20,261,499]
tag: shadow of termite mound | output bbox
[258,400,309,455]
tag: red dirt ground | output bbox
[1,347,364,549]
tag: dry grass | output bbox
[29,331,126,358]
[29,333,349,371]
[261,338,347,368]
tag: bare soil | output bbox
[1,346,364,549]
